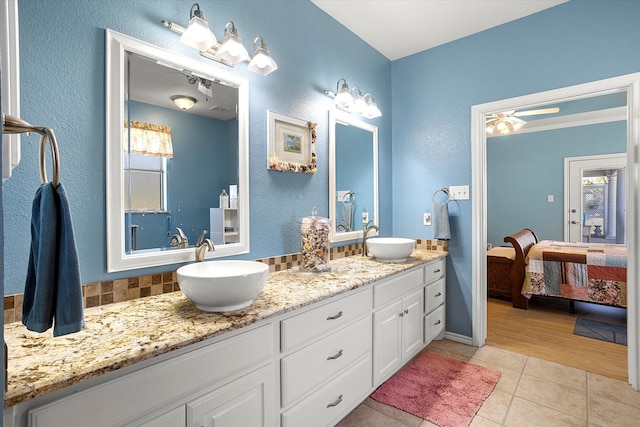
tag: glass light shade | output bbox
[172,95,197,110]
[180,15,217,51]
[334,83,353,110]
[351,89,367,114]
[216,33,250,64]
[362,96,382,119]
[248,48,278,75]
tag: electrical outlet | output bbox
[449,185,469,200]
[423,212,432,226]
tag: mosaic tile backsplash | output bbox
[3,239,447,325]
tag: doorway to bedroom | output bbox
[472,73,639,389]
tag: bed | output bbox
[504,229,627,310]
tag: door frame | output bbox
[471,72,640,389]
[564,153,627,242]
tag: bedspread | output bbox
[522,240,627,307]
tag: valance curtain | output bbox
[124,121,173,158]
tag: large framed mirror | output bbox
[106,29,249,272]
[329,109,378,242]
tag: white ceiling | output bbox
[311,0,567,61]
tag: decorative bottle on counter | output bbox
[300,208,331,273]
[219,189,229,209]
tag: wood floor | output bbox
[486,297,628,381]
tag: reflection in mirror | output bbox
[329,110,378,242]
[106,29,249,272]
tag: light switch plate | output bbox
[449,185,469,200]
[423,212,432,226]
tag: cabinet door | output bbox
[401,289,424,362]
[373,300,402,385]
[187,364,275,427]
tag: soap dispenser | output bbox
[219,189,229,209]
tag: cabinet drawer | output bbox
[424,258,445,285]
[373,268,423,309]
[281,356,371,427]
[424,305,445,344]
[425,278,445,314]
[281,316,370,407]
[281,289,371,353]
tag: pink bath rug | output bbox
[371,351,500,427]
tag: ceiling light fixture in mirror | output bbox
[105,29,249,272]
[161,3,278,75]
[329,109,379,242]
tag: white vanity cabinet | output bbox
[24,324,276,427]
[372,268,425,386]
[423,258,446,345]
[279,289,372,427]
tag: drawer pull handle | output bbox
[327,394,343,408]
[327,349,344,360]
[399,312,404,317]
[404,309,409,314]
[434,292,442,297]
[433,268,441,273]
[326,311,343,320]
[434,320,441,326]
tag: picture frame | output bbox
[267,111,317,174]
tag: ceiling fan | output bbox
[486,107,559,135]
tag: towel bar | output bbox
[2,114,60,187]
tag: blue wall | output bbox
[391,0,640,337]
[487,121,627,248]
[3,0,392,294]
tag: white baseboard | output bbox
[444,331,474,346]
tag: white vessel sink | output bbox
[367,237,416,262]
[177,260,269,312]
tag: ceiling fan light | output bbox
[180,4,217,51]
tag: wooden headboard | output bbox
[503,229,539,309]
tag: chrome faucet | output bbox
[195,238,215,262]
[195,229,208,247]
[170,227,188,249]
[362,220,379,257]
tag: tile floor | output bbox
[337,339,640,427]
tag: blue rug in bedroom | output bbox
[574,318,627,345]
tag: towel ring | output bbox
[2,114,60,188]
[432,187,450,204]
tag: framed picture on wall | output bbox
[267,111,317,174]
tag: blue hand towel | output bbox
[23,183,84,336]
[433,202,451,240]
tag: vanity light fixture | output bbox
[324,79,382,118]
[172,95,197,110]
[179,3,217,51]
[247,36,278,76]
[161,4,278,75]
[362,94,382,119]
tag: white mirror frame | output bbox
[329,109,379,242]
[471,72,640,389]
[105,29,250,272]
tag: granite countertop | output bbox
[4,250,446,408]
